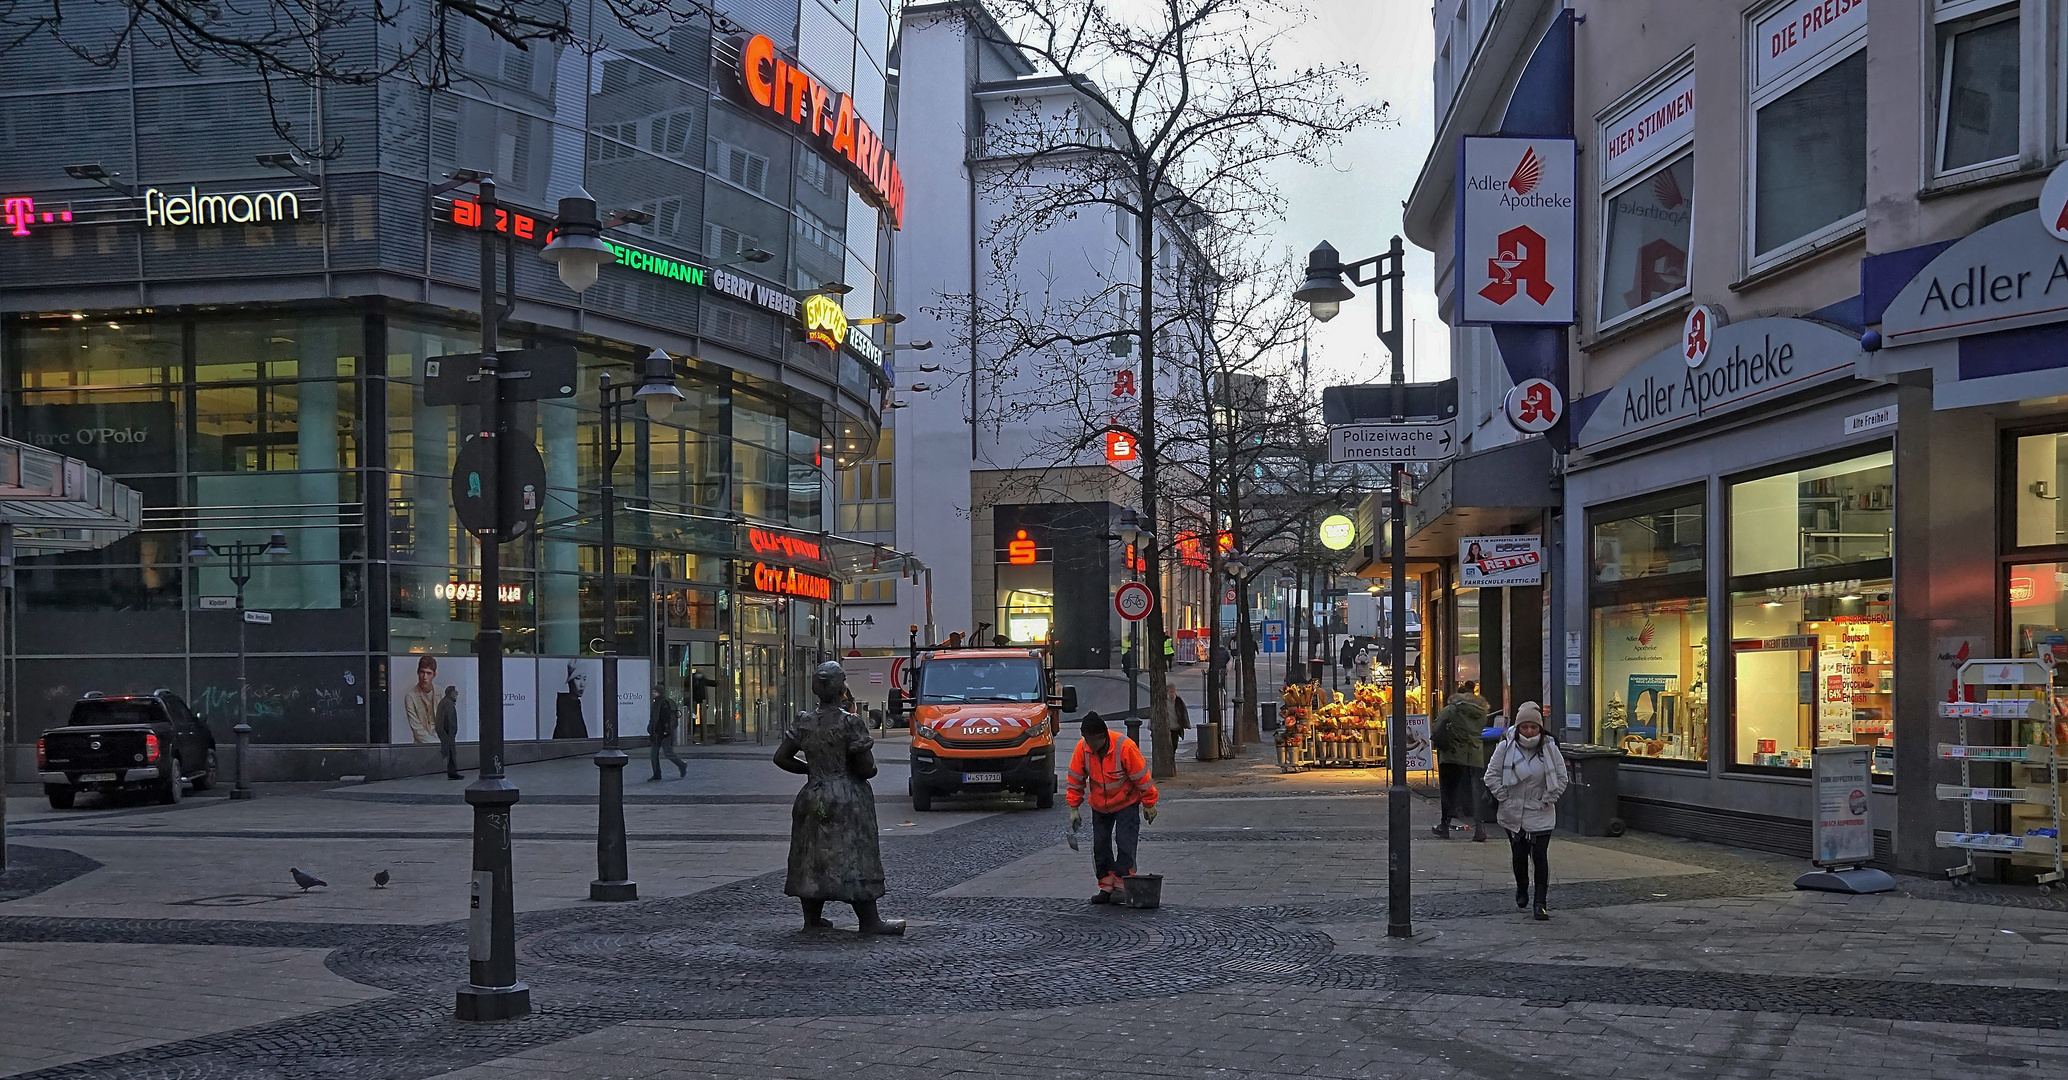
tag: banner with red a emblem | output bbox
[1458,136,1576,326]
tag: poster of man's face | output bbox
[391,655,479,744]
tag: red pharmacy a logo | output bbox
[1480,225,1554,306]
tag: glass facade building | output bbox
[0,0,900,766]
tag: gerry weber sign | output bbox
[1575,317,1861,451]
[1458,136,1576,325]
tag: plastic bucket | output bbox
[1120,873,1162,909]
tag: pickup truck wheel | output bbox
[913,789,933,812]
[45,784,75,810]
[158,760,183,805]
[193,750,219,791]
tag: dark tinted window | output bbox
[68,700,167,726]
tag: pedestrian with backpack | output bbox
[1482,702,1568,920]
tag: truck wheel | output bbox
[194,750,219,791]
[45,784,75,810]
[158,760,183,805]
[913,789,933,812]
[1036,788,1054,809]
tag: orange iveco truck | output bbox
[892,647,1077,811]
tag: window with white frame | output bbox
[1600,154,1695,324]
[1596,59,1695,327]
[1748,0,1866,262]
[1935,2,2020,175]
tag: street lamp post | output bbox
[588,349,684,904]
[1222,549,1246,744]
[841,614,875,654]
[188,530,290,801]
[1116,507,1152,745]
[1296,236,1412,940]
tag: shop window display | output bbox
[1727,450,1895,777]
[1592,493,1703,583]
[1592,597,1708,763]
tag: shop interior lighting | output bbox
[69,313,84,320]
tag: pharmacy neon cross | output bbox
[4,197,72,236]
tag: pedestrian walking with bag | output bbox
[1431,682,1489,841]
[1482,702,1568,920]
[1066,713,1159,904]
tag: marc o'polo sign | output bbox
[15,401,177,474]
[1575,317,1860,451]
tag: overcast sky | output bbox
[1260,0,1445,390]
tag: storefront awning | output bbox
[0,437,143,553]
[1401,436,1560,559]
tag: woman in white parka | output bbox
[1482,702,1569,921]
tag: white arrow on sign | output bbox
[1328,419,1457,463]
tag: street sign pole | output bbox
[1376,237,1414,942]
[457,176,529,1023]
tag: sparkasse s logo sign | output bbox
[1459,136,1576,325]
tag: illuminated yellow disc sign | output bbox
[1319,514,1357,550]
[803,294,848,350]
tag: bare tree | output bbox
[942,0,1388,777]
[0,0,731,154]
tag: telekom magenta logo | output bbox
[4,197,73,236]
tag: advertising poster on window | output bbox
[1626,674,1677,740]
[1458,136,1576,325]
[538,658,653,739]
[1818,648,1854,740]
[1405,713,1433,771]
[1811,744,1875,867]
[391,654,480,744]
[1459,535,1543,586]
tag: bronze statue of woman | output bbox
[774,661,905,935]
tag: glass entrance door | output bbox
[739,643,784,743]
[663,637,724,743]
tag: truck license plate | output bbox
[961,772,1003,784]
[79,773,117,783]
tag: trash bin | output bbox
[1261,702,1279,732]
[1557,746,1627,837]
[1196,722,1222,761]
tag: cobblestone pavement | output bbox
[6,747,2068,1078]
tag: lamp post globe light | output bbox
[188,529,290,801]
[589,347,684,903]
[1293,234,1413,940]
[540,190,616,294]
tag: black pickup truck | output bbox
[36,690,218,809]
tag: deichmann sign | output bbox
[1575,317,1861,451]
[736,34,905,229]
[1459,535,1542,587]
[1458,137,1577,325]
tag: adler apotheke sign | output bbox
[1458,136,1576,325]
[1575,317,1861,451]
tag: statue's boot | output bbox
[855,900,906,936]
[801,899,834,929]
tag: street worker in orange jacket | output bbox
[1066,713,1159,904]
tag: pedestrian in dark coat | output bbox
[650,692,687,780]
[1431,682,1489,840]
[435,685,462,779]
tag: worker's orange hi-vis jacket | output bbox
[1065,737,1159,813]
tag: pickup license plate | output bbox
[78,773,117,783]
[961,772,1003,784]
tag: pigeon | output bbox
[291,867,327,892]
[373,870,390,889]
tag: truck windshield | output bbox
[918,658,1045,704]
[69,701,163,726]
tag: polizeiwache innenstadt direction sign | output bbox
[1575,316,1861,451]
[1329,419,1458,463]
